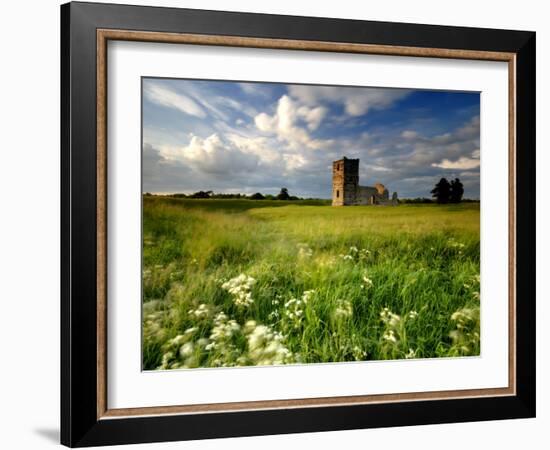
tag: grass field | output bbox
[142,197,480,370]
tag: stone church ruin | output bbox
[332,157,398,206]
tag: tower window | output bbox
[336,190,340,198]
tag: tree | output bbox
[250,192,265,200]
[430,178,451,204]
[276,187,290,200]
[450,178,464,203]
[190,190,212,199]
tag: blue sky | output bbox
[142,78,480,199]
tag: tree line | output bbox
[144,187,306,201]
[144,180,471,204]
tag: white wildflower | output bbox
[302,290,315,304]
[383,329,397,343]
[197,338,210,348]
[168,335,186,346]
[362,275,373,289]
[179,342,194,358]
[246,324,293,365]
[188,303,210,319]
[221,274,256,307]
[334,299,353,319]
[209,312,241,343]
[297,243,313,258]
[380,308,401,327]
[352,346,367,361]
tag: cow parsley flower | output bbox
[246,324,293,365]
[221,274,256,307]
[334,299,353,319]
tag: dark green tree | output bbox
[450,178,464,203]
[190,190,212,199]
[276,187,290,200]
[250,192,265,200]
[430,178,451,204]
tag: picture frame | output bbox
[60,1,536,447]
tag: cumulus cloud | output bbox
[288,85,410,116]
[254,95,330,149]
[144,83,206,118]
[160,134,260,175]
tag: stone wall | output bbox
[332,157,397,206]
[332,158,359,206]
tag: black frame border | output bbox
[61,2,535,447]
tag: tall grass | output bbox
[142,197,480,370]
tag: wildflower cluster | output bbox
[447,237,466,255]
[297,243,313,258]
[333,299,353,320]
[244,321,294,365]
[339,246,371,263]
[157,326,201,370]
[207,312,240,350]
[362,272,374,289]
[188,303,211,319]
[143,262,181,299]
[463,274,481,301]
[448,306,480,356]
[221,274,256,307]
[379,307,419,359]
[352,345,367,361]
[282,290,314,329]
[143,310,167,341]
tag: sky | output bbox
[142,78,480,199]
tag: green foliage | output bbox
[142,197,480,370]
[450,178,465,203]
[276,187,291,200]
[431,178,451,203]
[431,177,465,203]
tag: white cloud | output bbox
[431,157,480,170]
[283,153,307,171]
[160,134,259,175]
[226,134,281,164]
[297,105,327,130]
[288,85,410,116]
[431,147,480,170]
[254,95,331,150]
[401,130,419,139]
[238,82,272,98]
[144,83,206,118]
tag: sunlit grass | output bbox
[142,197,480,370]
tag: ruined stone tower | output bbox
[332,157,398,206]
[332,157,359,206]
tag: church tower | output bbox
[332,157,359,206]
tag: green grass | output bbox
[142,197,480,370]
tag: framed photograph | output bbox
[61,1,535,447]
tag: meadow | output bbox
[142,197,480,370]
